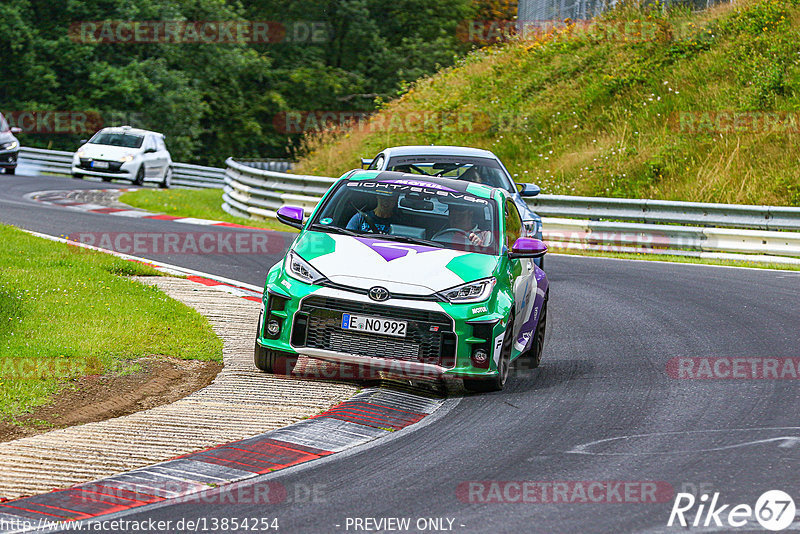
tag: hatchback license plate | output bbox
[341,313,407,338]
[92,161,109,169]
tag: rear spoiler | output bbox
[360,158,373,169]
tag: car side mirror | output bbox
[276,205,305,229]
[360,158,373,170]
[144,147,157,154]
[509,237,547,259]
[516,183,540,197]
[10,127,22,135]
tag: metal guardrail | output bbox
[529,194,800,231]
[17,146,251,190]
[221,161,800,264]
[222,158,335,220]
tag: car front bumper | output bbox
[256,272,512,381]
[0,150,18,168]
[72,158,137,179]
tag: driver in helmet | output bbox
[346,190,399,234]
[446,203,493,247]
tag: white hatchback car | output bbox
[72,126,173,187]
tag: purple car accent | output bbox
[355,237,439,262]
[511,237,547,256]
[378,179,458,192]
[517,264,549,351]
[277,205,304,223]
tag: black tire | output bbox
[72,173,83,180]
[524,294,548,369]
[159,166,172,189]
[101,176,112,182]
[537,255,545,271]
[465,314,514,393]
[6,167,15,175]
[253,317,297,375]
[133,165,145,186]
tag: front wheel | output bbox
[159,166,172,189]
[522,294,548,368]
[465,314,514,393]
[72,173,83,180]
[132,165,145,186]
[254,319,297,375]
[5,167,15,175]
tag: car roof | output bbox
[378,145,499,159]
[96,126,162,137]
[343,170,503,201]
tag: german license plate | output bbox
[92,161,109,169]
[341,313,407,338]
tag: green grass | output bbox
[120,188,292,232]
[550,247,800,270]
[0,224,223,418]
[295,0,800,207]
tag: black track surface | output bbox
[3,173,799,533]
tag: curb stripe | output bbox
[0,387,445,532]
[28,189,271,232]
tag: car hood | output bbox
[79,144,138,160]
[293,231,500,295]
[0,131,17,146]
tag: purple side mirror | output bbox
[510,237,547,258]
[276,205,304,229]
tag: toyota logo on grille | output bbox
[368,286,390,302]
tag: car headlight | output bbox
[76,149,85,158]
[441,277,496,304]
[524,219,539,237]
[285,250,325,284]
[1,141,18,151]
[120,154,134,163]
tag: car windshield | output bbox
[384,156,513,191]
[310,179,500,255]
[0,113,9,132]
[89,132,144,148]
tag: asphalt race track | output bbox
[3,173,800,533]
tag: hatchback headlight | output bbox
[441,277,496,303]
[1,141,18,151]
[285,251,325,284]
[120,154,134,163]
[524,219,539,236]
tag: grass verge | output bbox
[120,188,292,232]
[295,0,800,207]
[0,224,223,419]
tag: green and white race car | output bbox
[255,170,549,391]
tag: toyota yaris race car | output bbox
[255,170,549,391]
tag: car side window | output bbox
[369,154,385,170]
[504,199,523,249]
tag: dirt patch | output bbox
[0,357,222,443]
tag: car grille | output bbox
[78,158,124,173]
[295,296,456,368]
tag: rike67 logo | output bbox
[668,490,796,531]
